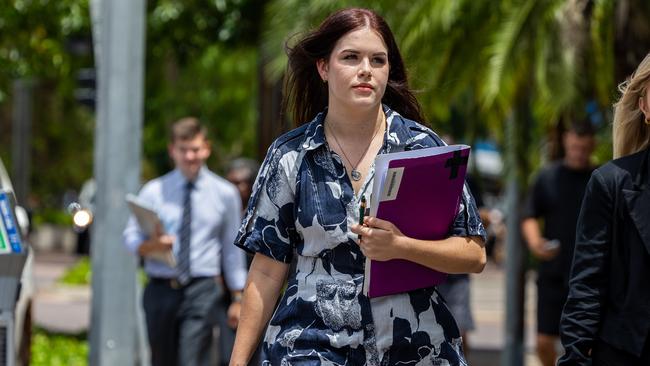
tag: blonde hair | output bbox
[613,53,650,158]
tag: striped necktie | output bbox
[176,180,193,285]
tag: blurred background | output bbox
[1,0,649,365]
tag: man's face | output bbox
[563,131,595,169]
[168,134,211,180]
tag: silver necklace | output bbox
[327,115,384,181]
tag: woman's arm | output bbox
[350,216,486,274]
[230,253,289,366]
[557,171,612,365]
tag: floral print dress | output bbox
[236,105,486,365]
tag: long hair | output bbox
[613,53,650,158]
[283,8,425,125]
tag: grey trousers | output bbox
[143,277,223,366]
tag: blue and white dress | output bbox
[236,105,486,365]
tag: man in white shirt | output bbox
[123,117,247,366]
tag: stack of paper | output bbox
[126,194,176,267]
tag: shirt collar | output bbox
[171,166,206,190]
[299,104,407,153]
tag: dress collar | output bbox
[299,104,406,153]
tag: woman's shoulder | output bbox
[265,123,313,158]
[595,148,647,183]
[387,109,446,148]
[586,148,648,197]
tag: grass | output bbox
[31,328,88,366]
[59,257,92,285]
[58,256,149,286]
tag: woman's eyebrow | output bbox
[339,49,387,56]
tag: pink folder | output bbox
[363,145,470,298]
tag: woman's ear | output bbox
[639,94,650,120]
[316,59,328,82]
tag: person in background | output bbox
[521,120,596,366]
[216,157,260,366]
[123,117,248,366]
[559,53,650,365]
[229,8,486,365]
[226,158,260,216]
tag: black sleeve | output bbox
[522,172,545,219]
[557,170,612,365]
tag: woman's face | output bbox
[317,26,389,112]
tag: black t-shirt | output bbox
[523,161,594,281]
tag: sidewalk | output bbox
[31,252,543,365]
[32,252,90,334]
[468,262,541,366]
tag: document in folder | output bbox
[126,194,176,268]
[363,144,470,298]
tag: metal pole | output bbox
[501,111,526,366]
[11,79,34,207]
[89,0,145,365]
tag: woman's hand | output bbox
[350,216,406,261]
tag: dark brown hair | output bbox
[284,8,425,125]
[169,117,208,143]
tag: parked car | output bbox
[0,158,33,366]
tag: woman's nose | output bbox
[358,58,372,78]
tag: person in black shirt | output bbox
[521,121,595,366]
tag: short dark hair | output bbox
[170,117,208,142]
[284,8,425,125]
[567,119,595,137]
[227,158,260,186]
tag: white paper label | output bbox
[380,167,404,202]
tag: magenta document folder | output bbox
[363,145,470,298]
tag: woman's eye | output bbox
[372,57,386,65]
[343,54,357,60]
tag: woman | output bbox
[558,54,650,365]
[230,8,486,365]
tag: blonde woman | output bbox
[558,54,650,365]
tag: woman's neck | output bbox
[325,104,384,138]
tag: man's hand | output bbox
[529,238,560,261]
[227,300,242,329]
[137,233,174,256]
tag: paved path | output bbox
[31,252,545,365]
[32,252,90,334]
[468,262,542,366]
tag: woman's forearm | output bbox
[230,254,289,366]
[399,235,486,274]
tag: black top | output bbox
[523,161,594,281]
[559,148,650,363]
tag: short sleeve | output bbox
[448,182,487,242]
[235,144,297,263]
[523,173,545,219]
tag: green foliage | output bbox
[32,208,73,227]
[59,256,92,285]
[0,0,94,209]
[31,328,88,366]
[136,0,266,177]
[59,256,148,286]
[0,0,265,215]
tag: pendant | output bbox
[351,169,362,181]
